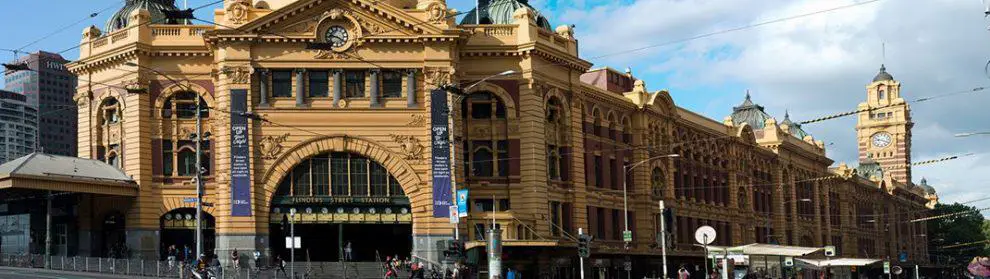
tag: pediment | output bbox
[236,0,446,38]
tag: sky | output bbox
[1,0,988,209]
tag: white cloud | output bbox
[554,0,990,206]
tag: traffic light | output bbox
[577,234,592,258]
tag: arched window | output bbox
[546,98,567,182]
[461,91,510,179]
[275,152,404,198]
[107,152,119,168]
[651,167,665,197]
[592,109,602,137]
[177,148,197,176]
[162,91,209,119]
[100,97,120,125]
[878,89,885,100]
[159,91,211,177]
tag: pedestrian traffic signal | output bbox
[577,234,592,258]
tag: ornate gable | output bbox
[235,0,447,37]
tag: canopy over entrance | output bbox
[0,153,137,196]
[706,243,823,257]
[797,258,881,267]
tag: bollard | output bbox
[157,261,161,277]
[127,259,130,274]
[98,257,101,272]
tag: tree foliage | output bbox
[927,203,988,267]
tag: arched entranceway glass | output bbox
[160,208,215,260]
[269,152,412,262]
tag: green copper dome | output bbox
[730,92,772,129]
[780,111,810,140]
[461,0,553,30]
[105,0,188,32]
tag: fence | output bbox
[0,253,391,279]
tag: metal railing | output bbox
[0,253,388,279]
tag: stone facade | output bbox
[65,0,935,275]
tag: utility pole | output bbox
[290,208,296,279]
[578,228,586,279]
[659,200,668,279]
[45,191,52,268]
[195,88,204,258]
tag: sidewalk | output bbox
[0,266,164,279]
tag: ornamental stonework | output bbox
[226,0,251,25]
[260,133,290,160]
[222,66,252,84]
[390,134,424,160]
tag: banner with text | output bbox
[230,89,252,216]
[431,88,452,218]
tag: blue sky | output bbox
[2,0,988,208]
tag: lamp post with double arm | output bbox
[622,153,679,279]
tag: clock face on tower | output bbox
[324,25,349,48]
[871,132,892,148]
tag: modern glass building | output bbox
[0,90,37,164]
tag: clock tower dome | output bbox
[856,64,913,182]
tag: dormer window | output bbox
[878,89,885,100]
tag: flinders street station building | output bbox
[0,0,940,277]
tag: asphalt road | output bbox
[0,267,159,279]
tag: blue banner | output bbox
[457,189,469,217]
[230,89,252,216]
[431,88,452,218]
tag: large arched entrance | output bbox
[269,152,413,262]
[159,208,216,259]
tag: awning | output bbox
[464,240,560,250]
[797,258,881,267]
[0,153,137,197]
[705,243,823,257]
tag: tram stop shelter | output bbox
[705,243,824,278]
[0,153,137,257]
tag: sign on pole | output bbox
[694,226,716,245]
[285,237,301,249]
[883,261,891,274]
[623,230,632,242]
[824,246,836,257]
[456,189,469,218]
[624,261,632,271]
[431,88,452,218]
[784,257,794,267]
[449,205,460,224]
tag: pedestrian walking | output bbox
[274,254,288,278]
[344,241,353,261]
[678,265,690,279]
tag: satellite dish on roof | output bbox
[694,226,716,245]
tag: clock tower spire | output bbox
[856,64,914,182]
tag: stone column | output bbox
[406,69,417,107]
[333,70,343,107]
[370,69,381,107]
[295,69,307,107]
[258,70,269,107]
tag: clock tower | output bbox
[856,65,914,182]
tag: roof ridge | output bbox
[7,152,38,175]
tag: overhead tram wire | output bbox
[13,0,126,53]
[799,86,989,125]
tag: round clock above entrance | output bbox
[314,9,364,53]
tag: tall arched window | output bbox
[107,151,119,168]
[462,92,510,178]
[100,97,120,125]
[275,152,404,198]
[878,89,885,100]
[177,148,197,176]
[546,97,567,182]
[158,91,211,177]
[651,167,665,197]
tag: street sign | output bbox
[449,205,459,224]
[883,261,891,274]
[183,197,198,203]
[784,257,794,267]
[824,246,836,257]
[899,252,908,262]
[623,230,632,242]
[892,266,903,275]
[623,261,632,271]
[285,237,301,249]
[694,226,716,245]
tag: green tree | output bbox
[927,203,988,268]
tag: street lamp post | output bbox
[622,153,679,279]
